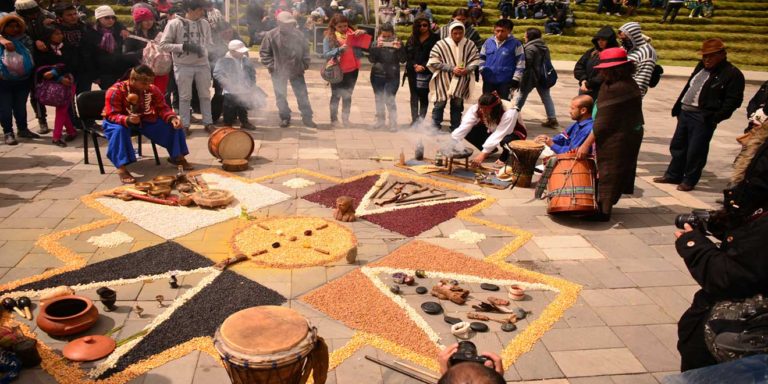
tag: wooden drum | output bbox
[214,306,326,384]
[208,127,255,161]
[508,140,545,188]
[546,153,598,215]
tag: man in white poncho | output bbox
[428,21,480,131]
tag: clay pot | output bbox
[63,335,116,362]
[36,295,99,337]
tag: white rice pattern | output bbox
[87,231,135,248]
[96,174,291,239]
[448,229,487,244]
[282,177,316,189]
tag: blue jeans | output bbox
[514,4,527,18]
[545,21,562,34]
[271,73,313,121]
[432,97,464,130]
[515,85,556,119]
[663,110,716,186]
[0,79,31,135]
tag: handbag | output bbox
[34,65,73,107]
[321,56,343,84]
[704,293,768,363]
[415,72,431,89]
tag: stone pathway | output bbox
[0,64,761,384]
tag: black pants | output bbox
[211,79,223,123]
[662,2,684,22]
[596,0,615,13]
[482,82,514,100]
[408,78,430,124]
[664,110,716,186]
[463,123,519,161]
[433,97,464,131]
[330,69,359,122]
[222,94,249,125]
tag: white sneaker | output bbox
[614,12,621,15]
[689,14,693,17]
[605,12,610,15]
[698,15,702,18]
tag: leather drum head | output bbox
[218,131,254,160]
[219,306,308,356]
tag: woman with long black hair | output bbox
[404,16,438,127]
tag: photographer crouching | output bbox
[437,342,505,383]
[674,120,768,371]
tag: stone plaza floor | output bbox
[0,65,762,384]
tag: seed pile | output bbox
[448,229,487,244]
[87,231,134,248]
[282,177,316,189]
[231,217,357,268]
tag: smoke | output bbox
[401,117,471,160]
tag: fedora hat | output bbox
[593,47,630,69]
[698,38,726,55]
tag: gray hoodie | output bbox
[159,16,213,67]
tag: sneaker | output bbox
[605,12,610,15]
[614,12,621,15]
[373,121,385,130]
[330,120,341,128]
[698,15,702,18]
[523,16,527,19]
[184,126,191,136]
[17,130,41,139]
[64,132,77,142]
[279,119,290,128]
[343,119,351,127]
[204,124,217,134]
[302,119,317,128]
[241,122,257,131]
[389,124,398,132]
[4,133,18,145]
[688,14,693,17]
[52,139,67,147]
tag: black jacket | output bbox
[520,38,549,93]
[404,32,439,79]
[746,80,768,118]
[123,26,161,65]
[85,22,134,77]
[34,43,79,74]
[672,59,745,125]
[368,41,406,80]
[675,139,768,371]
[57,21,94,74]
[573,26,618,99]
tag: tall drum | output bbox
[507,140,545,188]
[546,154,598,215]
[214,306,328,384]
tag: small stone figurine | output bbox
[155,295,164,308]
[133,304,144,318]
[334,196,356,222]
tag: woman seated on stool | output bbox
[103,65,192,184]
[451,92,527,168]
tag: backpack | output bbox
[540,52,558,88]
[0,41,34,81]
[649,63,663,88]
[142,34,172,75]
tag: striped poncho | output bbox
[427,22,481,103]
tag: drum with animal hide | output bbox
[546,153,598,215]
[208,127,255,162]
[506,140,545,188]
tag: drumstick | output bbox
[394,361,440,380]
[364,355,436,384]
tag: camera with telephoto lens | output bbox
[449,341,489,367]
[675,209,713,233]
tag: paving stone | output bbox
[512,341,564,380]
[551,348,646,377]
[640,287,692,320]
[569,377,614,384]
[581,289,655,307]
[594,305,676,326]
[192,351,231,384]
[534,235,591,248]
[612,326,680,372]
[610,373,661,384]
[585,234,659,259]
[581,260,637,288]
[541,326,624,352]
[0,240,35,267]
[143,351,200,384]
[544,247,605,260]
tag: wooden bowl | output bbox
[148,185,172,197]
[152,175,176,187]
[134,182,153,192]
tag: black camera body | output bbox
[449,341,489,367]
[675,209,713,232]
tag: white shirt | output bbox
[451,102,522,153]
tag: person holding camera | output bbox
[438,342,505,384]
[673,119,768,371]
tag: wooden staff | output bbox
[395,193,448,205]
[394,361,440,380]
[369,180,388,199]
[377,180,398,199]
[364,355,436,384]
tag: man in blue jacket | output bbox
[479,19,524,100]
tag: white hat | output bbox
[330,0,338,7]
[94,5,116,20]
[14,0,38,11]
[227,39,249,53]
[276,11,296,24]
